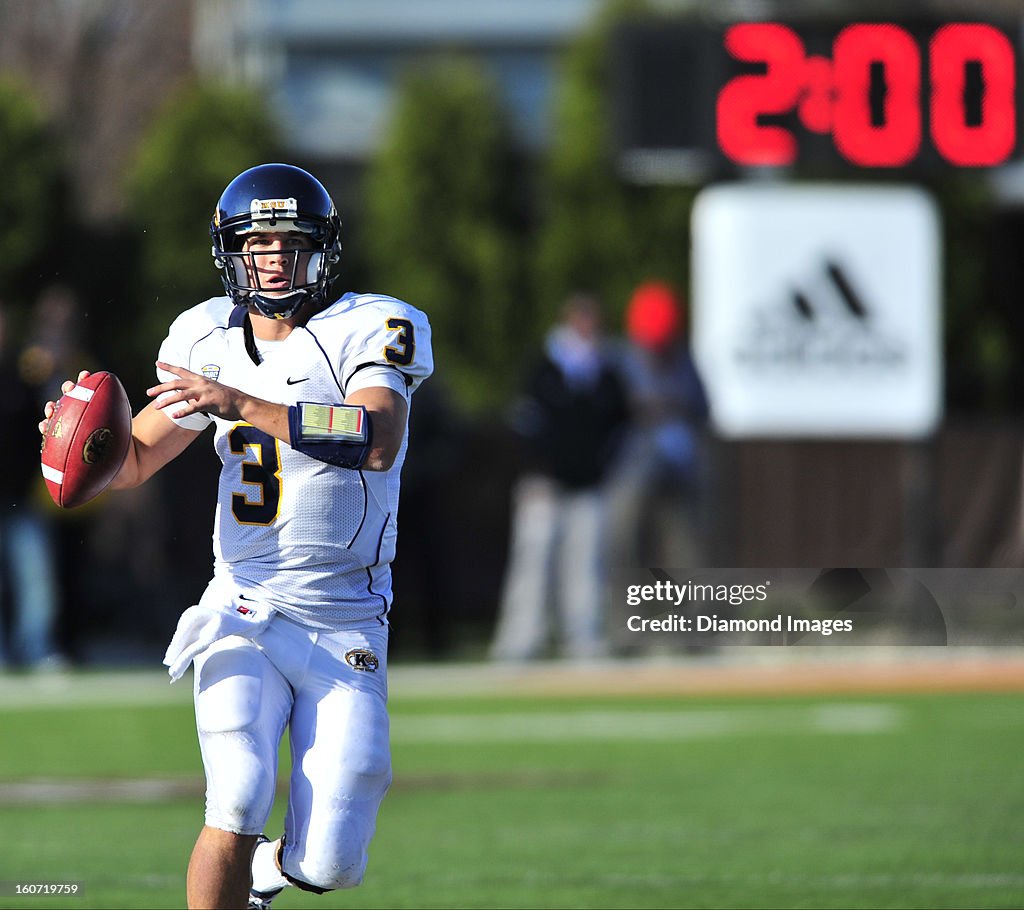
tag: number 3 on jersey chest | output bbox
[228,424,282,526]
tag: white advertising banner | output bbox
[691,183,942,438]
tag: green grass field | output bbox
[1,661,1022,909]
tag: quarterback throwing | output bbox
[39,163,432,909]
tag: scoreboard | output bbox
[611,16,1021,178]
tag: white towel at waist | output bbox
[163,581,274,682]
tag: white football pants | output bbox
[192,614,391,891]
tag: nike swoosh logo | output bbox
[286,377,310,385]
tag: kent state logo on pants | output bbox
[345,648,379,672]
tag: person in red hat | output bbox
[611,281,709,575]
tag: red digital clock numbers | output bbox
[717,22,1017,168]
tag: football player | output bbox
[40,163,432,908]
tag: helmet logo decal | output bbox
[250,197,298,219]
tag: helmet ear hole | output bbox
[305,252,323,286]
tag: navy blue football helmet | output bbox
[211,163,342,319]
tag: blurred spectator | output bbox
[17,284,91,399]
[19,284,101,662]
[609,281,709,570]
[0,302,63,670]
[490,292,630,661]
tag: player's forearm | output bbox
[235,395,292,446]
[111,435,169,489]
[111,405,202,489]
[109,437,143,489]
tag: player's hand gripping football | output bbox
[38,370,92,436]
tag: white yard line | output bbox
[0,778,203,804]
[390,703,904,742]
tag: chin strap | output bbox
[251,290,308,319]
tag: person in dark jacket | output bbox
[0,303,62,669]
[490,293,629,661]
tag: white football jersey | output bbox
[157,292,433,629]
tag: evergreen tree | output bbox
[125,82,280,357]
[364,55,523,411]
[0,78,63,305]
[536,0,697,330]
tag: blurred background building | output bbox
[2,0,1024,664]
[195,0,602,158]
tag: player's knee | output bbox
[282,782,392,892]
[281,791,389,889]
[201,735,276,834]
[339,759,392,802]
[327,865,366,891]
[337,713,393,797]
[284,846,369,892]
[286,864,365,892]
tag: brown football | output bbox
[40,371,132,508]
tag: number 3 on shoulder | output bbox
[384,317,415,366]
